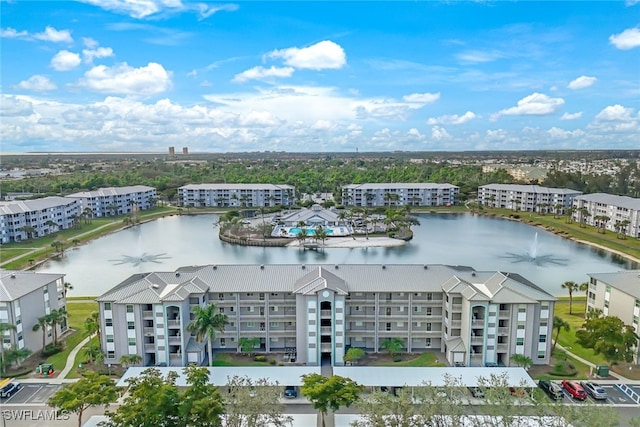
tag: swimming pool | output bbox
[288,227,335,236]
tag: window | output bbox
[537,351,546,359]
[604,300,609,308]
[605,285,611,293]
[426,323,432,331]
[259,293,265,301]
[518,306,526,313]
[516,338,524,346]
[539,335,547,343]
[128,338,136,346]
[229,306,234,312]
[219,307,224,313]
[386,323,391,331]
[426,307,432,316]
[271,306,278,312]
[517,323,525,330]
[106,319,113,327]
[636,300,640,308]
[426,338,431,347]
[414,306,421,313]
[270,322,279,327]
[386,307,391,316]
[127,322,135,330]
[107,351,115,359]
[219,293,224,300]
[106,334,114,343]
[104,302,112,310]
[634,316,639,324]
[247,322,255,327]
[126,305,134,313]
[427,293,433,301]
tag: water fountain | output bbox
[501,232,568,266]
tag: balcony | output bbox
[142,310,154,319]
[320,343,332,352]
[451,304,462,312]
[167,319,181,328]
[143,327,154,336]
[144,343,155,351]
[168,336,182,345]
[320,310,332,318]
[497,327,509,335]
[471,336,484,345]
[497,343,508,351]
[471,319,485,327]
[499,310,510,318]
[320,326,332,334]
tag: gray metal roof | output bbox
[574,193,640,210]
[66,185,155,199]
[280,206,340,223]
[343,183,458,190]
[98,264,555,303]
[332,366,536,387]
[588,270,640,299]
[0,197,79,215]
[179,184,294,191]
[0,270,65,301]
[117,366,321,387]
[479,184,582,195]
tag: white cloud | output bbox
[609,27,640,50]
[1,26,73,43]
[561,112,582,120]
[78,62,172,96]
[568,76,597,90]
[83,37,99,48]
[0,95,35,117]
[14,75,57,92]
[402,92,441,105]
[233,66,295,83]
[79,0,237,19]
[427,111,477,125]
[82,47,115,63]
[547,127,586,139]
[50,50,82,71]
[430,126,451,140]
[492,93,564,120]
[267,40,346,70]
[594,104,636,121]
[455,50,504,63]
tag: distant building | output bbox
[169,146,175,156]
[0,197,82,244]
[586,270,640,363]
[478,184,582,213]
[178,184,295,208]
[572,193,640,238]
[97,264,555,368]
[182,147,188,155]
[341,183,459,207]
[66,185,157,218]
[0,270,67,356]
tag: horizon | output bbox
[1,1,639,153]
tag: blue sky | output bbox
[1,1,639,153]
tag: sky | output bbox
[1,1,639,153]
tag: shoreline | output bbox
[286,236,406,249]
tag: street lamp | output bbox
[108,363,112,376]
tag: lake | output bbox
[35,213,638,297]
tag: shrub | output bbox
[269,358,276,365]
[254,355,266,362]
[42,343,64,357]
[393,356,403,363]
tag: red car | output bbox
[561,380,587,400]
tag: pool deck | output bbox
[287,236,405,248]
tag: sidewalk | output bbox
[557,344,630,381]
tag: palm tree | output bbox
[380,337,404,356]
[187,304,229,366]
[84,311,101,347]
[552,316,570,354]
[49,308,66,346]
[63,282,73,298]
[19,225,36,240]
[561,281,579,315]
[119,354,142,368]
[0,322,17,374]
[4,346,31,370]
[553,203,563,219]
[593,215,610,234]
[32,315,51,352]
[314,226,328,246]
[83,342,104,365]
[579,281,589,311]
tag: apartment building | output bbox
[178,184,295,208]
[97,264,555,368]
[586,270,640,362]
[0,197,82,244]
[66,185,157,218]
[572,193,640,238]
[478,184,582,213]
[341,183,459,207]
[0,270,67,355]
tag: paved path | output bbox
[557,344,630,381]
[53,334,93,382]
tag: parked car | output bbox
[538,380,564,401]
[468,387,485,398]
[0,382,22,399]
[561,380,587,400]
[580,382,607,400]
[283,386,297,399]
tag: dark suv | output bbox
[0,382,22,399]
[538,380,563,401]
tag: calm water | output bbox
[36,213,638,297]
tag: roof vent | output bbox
[213,265,217,270]
[335,265,339,269]
[423,265,428,269]
[260,265,264,269]
[152,284,159,289]
[382,265,386,269]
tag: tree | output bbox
[48,371,118,427]
[104,368,181,427]
[187,304,229,366]
[343,347,365,366]
[180,365,224,427]
[223,375,292,427]
[49,307,67,345]
[83,342,105,365]
[4,346,31,370]
[84,311,101,347]
[579,281,589,310]
[576,314,640,364]
[19,225,36,240]
[380,337,404,356]
[593,214,610,233]
[301,373,363,427]
[561,281,579,315]
[314,226,329,246]
[32,315,51,353]
[119,354,142,368]
[551,316,570,354]
[0,322,17,374]
[509,353,533,370]
[238,337,260,356]
[352,387,418,427]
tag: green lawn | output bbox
[368,352,445,367]
[45,301,97,376]
[533,348,592,380]
[553,296,608,366]
[212,353,271,367]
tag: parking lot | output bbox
[549,382,638,406]
[1,383,62,405]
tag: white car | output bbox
[580,381,607,400]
